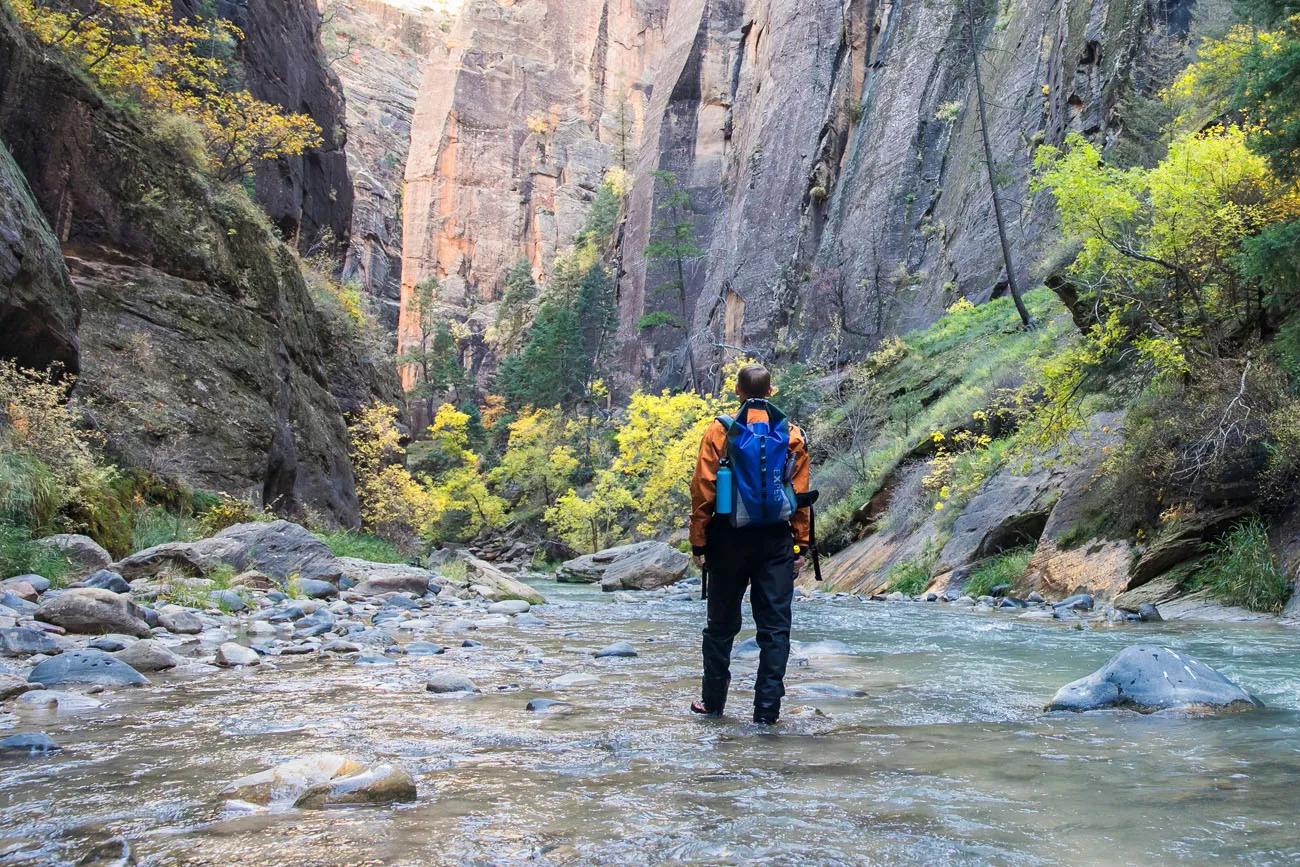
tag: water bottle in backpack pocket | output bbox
[715,458,734,516]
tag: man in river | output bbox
[689,364,811,725]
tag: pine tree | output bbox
[639,170,703,390]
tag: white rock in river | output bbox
[488,599,530,615]
[293,763,417,808]
[1047,645,1262,713]
[215,643,260,667]
[425,672,477,693]
[221,753,364,805]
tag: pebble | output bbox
[488,599,531,615]
[405,642,446,656]
[321,640,362,654]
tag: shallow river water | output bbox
[4,580,1300,866]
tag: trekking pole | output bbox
[796,490,824,582]
[701,563,709,601]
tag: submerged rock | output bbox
[293,763,417,808]
[28,649,148,687]
[0,732,61,756]
[1047,645,1262,713]
[35,588,151,638]
[526,698,571,712]
[788,682,867,698]
[221,753,364,805]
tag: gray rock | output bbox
[6,573,50,594]
[88,636,131,652]
[35,588,151,638]
[559,541,690,592]
[526,698,570,712]
[513,613,548,627]
[115,639,180,672]
[0,577,40,601]
[1028,591,1046,603]
[0,592,37,614]
[28,649,148,687]
[444,552,546,605]
[158,610,203,635]
[1047,646,1262,713]
[294,611,335,637]
[35,534,111,578]
[82,570,130,594]
[1053,594,1094,612]
[354,654,395,666]
[594,640,637,659]
[215,643,260,667]
[351,628,397,647]
[1138,603,1163,623]
[114,520,342,585]
[342,559,436,597]
[382,594,421,610]
[0,627,71,657]
[209,590,248,612]
[488,599,530,615]
[461,639,482,648]
[426,672,477,693]
[321,640,362,654]
[0,733,61,755]
[295,578,338,600]
[405,642,446,656]
[0,672,38,699]
[75,835,133,866]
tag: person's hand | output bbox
[693,554,706,569]
[793,556,806,574]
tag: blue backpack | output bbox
[716,399,797,528]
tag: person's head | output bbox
[735,364,772,401]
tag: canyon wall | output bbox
[400,0,669,384]
[323,0,451,332]
[0,6,397,525]
[400,0,1215,389]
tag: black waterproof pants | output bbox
[701,520,796,721]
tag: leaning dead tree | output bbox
[964,0,1033,329]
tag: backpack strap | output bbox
[716,414,735,431]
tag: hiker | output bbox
[689,363,811,725]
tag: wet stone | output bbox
[405,642,445,656]
[0,733,61,756]
[1138,603,1163,623]
[215,643,260,667]
[114,640,179,672]
[426,672,477,694]
[88,636,132,652]
[594,641,637,659]
[0,627,70,658]
[159,610,203,635]
[81,570,130,594]
[1054,594,1095,612]
[526,698,570,712]
[354,654,395,666]
[27,649,148,687]
[488,599,531,615]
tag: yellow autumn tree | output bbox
[10,0,322,181]
[488,408,578,510]
[348,403,431,542]
[422,404,508,542]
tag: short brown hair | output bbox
[736,364,771,400]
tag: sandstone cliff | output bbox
[399,0,1218,388]
[322,0,450,332]
[400,0,669,383]
[0,8,397,525]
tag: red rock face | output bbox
[398,0,1214,392]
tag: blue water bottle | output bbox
[716,458,733,516]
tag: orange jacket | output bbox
[689,406,811,552]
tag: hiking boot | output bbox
[690,700,722,717]
[753,714,778,725]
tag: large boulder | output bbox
[1047,646,1262,713]
[33,535,112,579]
[114,521,343,586]
[35,588,152,638]
[28,649,148,687]
[445,552,545,605]
[556,541,689,593]
[340,558,435,597]
[558,542,689,591]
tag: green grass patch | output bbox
[965,546,1034,598]
[439,559,468,583]
[0,523,71,587]
[1192,517,1292,613]
[130,505,199,552]
[887,559,931,596]
[315,530,406,564]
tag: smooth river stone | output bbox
[1047,645,1262,713]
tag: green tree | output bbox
[495,259,537,352]
[399,278,463,409]
[639,170,703,390]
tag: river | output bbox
[3,580,1300,866]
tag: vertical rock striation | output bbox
[323,0,449,333]
[399,0,1215,387]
